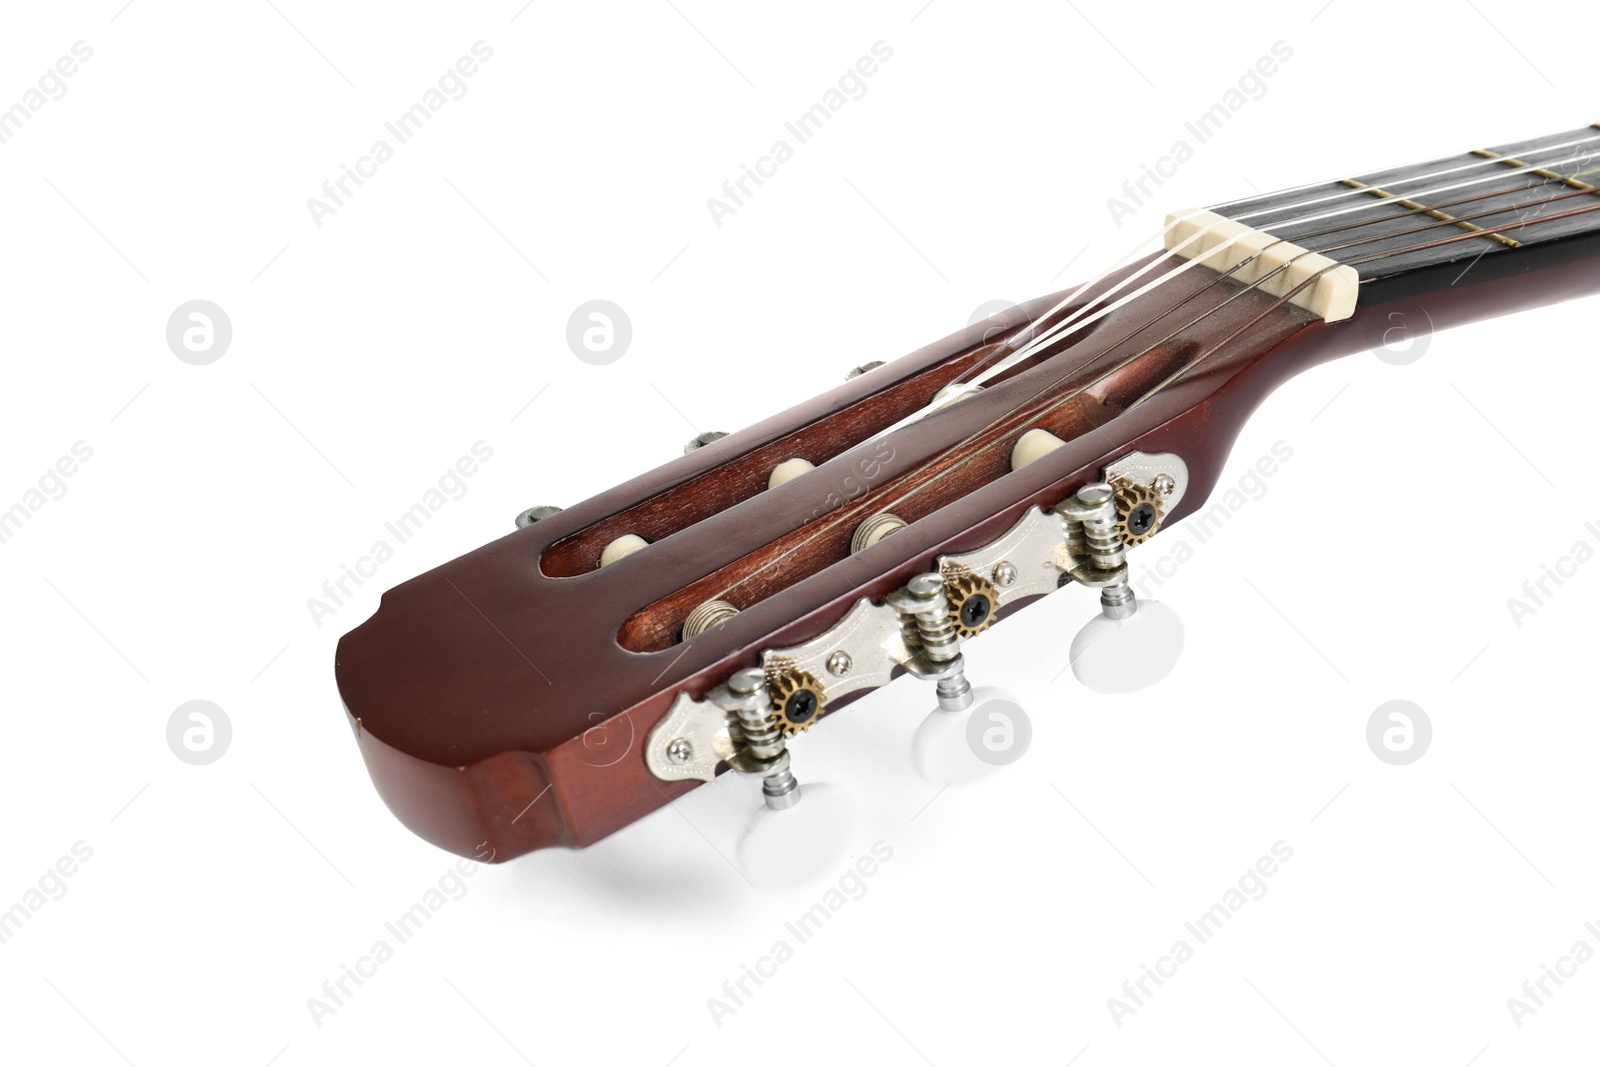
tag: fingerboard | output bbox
[1213,125,1600,289]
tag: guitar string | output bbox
[976,131,1600,367]
[1214,132,1600,223]
[984,138,1600,375]
[696,181,1600,609]
[702,185,1600,608]
[1119,185,1600,408]
[931,150,1598,416]
[852,189,1594,545]
[696,252,1335,609]
[957,155,1599,400]
[965,194,1600,490]
[1124,188,1600,407]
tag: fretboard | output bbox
[1211,124,1600,292]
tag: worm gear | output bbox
[944,571,1000,640]
[1111,477,1164,546]
[767,667,825,737]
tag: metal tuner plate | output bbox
[760,596,915,707]
[643,691,735,783]
[937,506,1073,606]
[1103,450,1190,514]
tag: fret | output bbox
[1336,177,1523,248]
[1199,125,1600,291]
[1470,147,1600,194]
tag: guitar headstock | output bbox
[336,125,1600,877]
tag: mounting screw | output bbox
[993,561,1018,587]
[515,505,563,529]
[684,431,730,455]
[826,651,853,677]
[666,738,694,765]
[1152,473,1177,497]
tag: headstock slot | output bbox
[614,271,1241,654]
[538,306,1116,578]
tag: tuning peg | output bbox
[910,685,1031,785]
[887,574,1029,786]
[1069,600,1185,694]
[711,668,853,887]
[736,781,855,888]
[1058,483,1184,693]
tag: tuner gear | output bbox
[767,668,826,737]
[943,571,1000,640]
[1111,477,1164,546]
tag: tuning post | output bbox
[889,574,973,713]
[682,598,740,640]
[767,457,815,488]
[599,533,649,567]
[1058,482,1138,621]
[851,512,907,554]
[714,668,800,810]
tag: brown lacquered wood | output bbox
[335,225,1600,863]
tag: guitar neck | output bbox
[1206,124,1600,303]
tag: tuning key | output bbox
[1058,482,1185,693]
[711,669,854,887]
[889,573,1021,785]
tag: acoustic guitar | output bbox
[335,123,1600,875]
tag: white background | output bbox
[1,2,1596,1064]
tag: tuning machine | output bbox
[647,668,852,888]
[1056,461,1186,694]
[889,566,1028,787]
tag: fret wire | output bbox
[1268,174,1561,252]
[1343,197,1600,266]
[1471,147,1600,193]
[1014,135,1600,370]
[1337,178,1523,247]
[1259,139,1600,277]
[1135,193,1600,402]
[1217,130,1600,226]
[1308,183,1600,261]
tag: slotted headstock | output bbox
[336,124,1600,864]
